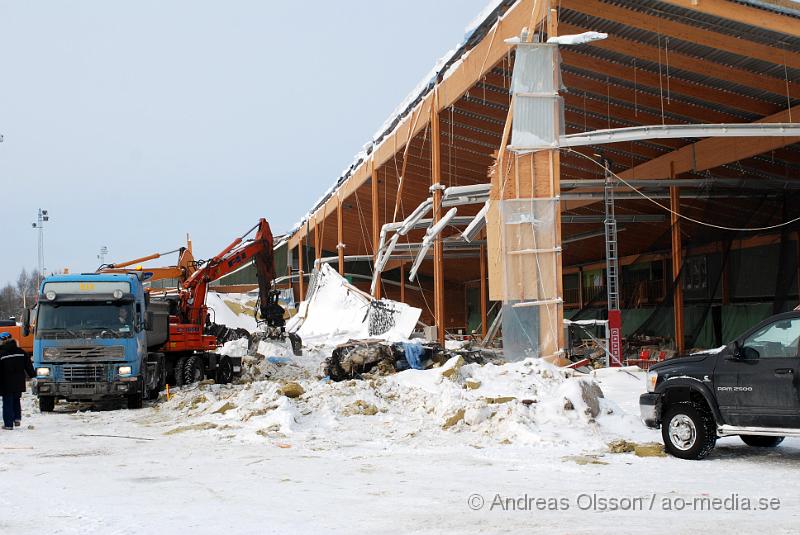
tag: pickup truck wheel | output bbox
[182,355,205,385]
[741,435,784,448]
[127,392,143,410]
[39,396,55,413]
[662,402,716,460]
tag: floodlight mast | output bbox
[32,208,50,290]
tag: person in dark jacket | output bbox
[0,331,36,430]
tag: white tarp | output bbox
[286,264,421,345]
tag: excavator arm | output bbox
[97,241,197,286]
[181,219,275,325]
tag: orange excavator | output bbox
[145,218,297,385]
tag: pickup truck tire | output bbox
[182,355,205,385]
[39,396,55,413]
[740,435,784,448]
[127,392,143,410]
[662,401,717,460]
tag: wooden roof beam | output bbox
[659,0,800,38]
[288,0,540,249]
[561,0,800,70]
[560,70,743,123]
[559,21,800,100]
[561,49,779,116]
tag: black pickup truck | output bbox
[640,311,800,460]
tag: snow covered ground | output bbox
[3,343,800,534]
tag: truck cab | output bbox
[31,273,165,411]
[640,310,800,459]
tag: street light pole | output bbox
[32,208,50,290]
[98,245,109,266]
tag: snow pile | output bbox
[287,264,421,346]
[206,291,258,331]
[157,340,647,454]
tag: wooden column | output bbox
[547,7,558,38]
[670,174,685,353]
[431,88,445,344]
[371,161,382,298]
[313,216,321,270]
[553,150,565,352]
[486,6,564,360]
[337,194,345,275]
[298,239,305,301]
[480,243,488,339]
[578,266,584,309]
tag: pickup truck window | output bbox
[742,318,800,358]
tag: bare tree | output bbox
[0,268,41,321]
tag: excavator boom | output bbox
[181,219,274,325]
[98,241,197,286]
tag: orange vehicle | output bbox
[97,238,198,287]
[0,321,33,354]
[156,218,283,385]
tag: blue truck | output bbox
[27,273,178,410]
[24,218,293,411]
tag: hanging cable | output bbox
[656,29,666,126]
[566,149,800,232]
[353,191,374,275]
[665,36,671,104]
[633,58,638,117]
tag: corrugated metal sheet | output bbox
[613,0,800,46]
[559,8,800,84]
[737,0,800,18]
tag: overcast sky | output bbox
[0,0,488,286]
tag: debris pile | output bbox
[286,264,421,346]
[154,338,644,452]
[155,284,652,456]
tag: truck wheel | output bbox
[662,401,717,460]
[741,435,784,448]
[127,393,143,410]
[182,355,205,385]
[216,356,234,384]
[39,396,55,413]
[173,357,188,387]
